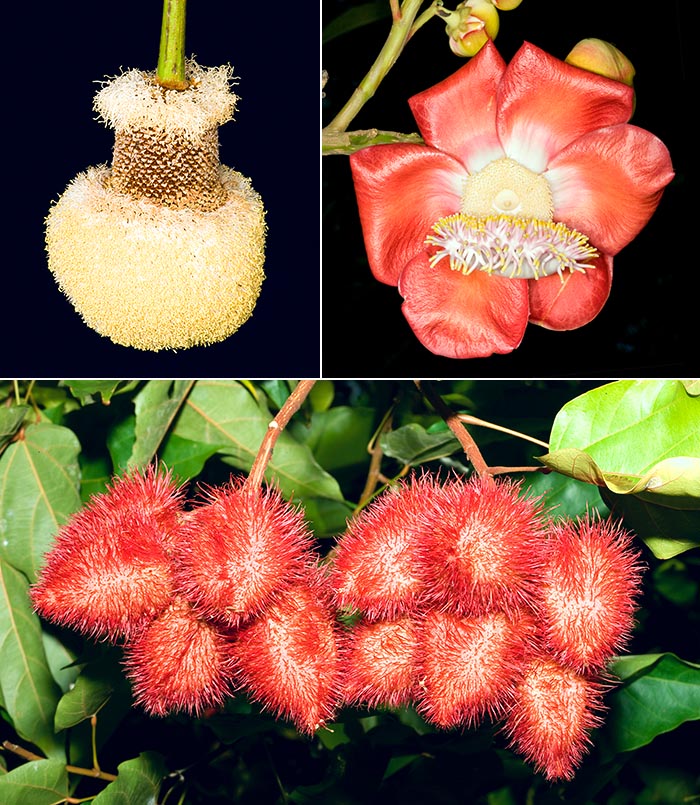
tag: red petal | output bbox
[399,253,529,358]
[350,145,465,285]
[545,124,674,255]
[528,254,612,330]
[497,42,633,172]
[408,40,506,172]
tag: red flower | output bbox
[31,467,184,641]
[503,656,605,781]
[232,578,342,734]
[422,476,547,615]
[350,41,673,358]
[538,515,644,672]
[173,479,313,626]
[342,616,421,709]
[123,596,236,717]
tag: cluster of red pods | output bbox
[31,465,643,781]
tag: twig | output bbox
[355,406,395,513]
[415,381,492,478]
[244,381,317,491]
[1,741,118,782]
[457,414,549,449]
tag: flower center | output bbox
[425,214,598,280]
[460,157,554,219]
[425,157,597,280]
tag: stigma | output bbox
[425,214,599,281]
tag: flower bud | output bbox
[492,0,523,8]
[565,38,635,87]
[442,1,500,58]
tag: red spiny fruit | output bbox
[418,609,534,729]
[503,656,605,781]
[233,576,341,734]
[330,476,439,619]
[173,479,313,626]
[421,476,547,615]
[123,596,236,717]
[538,515,644,672]
[31,467,183,640]
[342,616,421,709]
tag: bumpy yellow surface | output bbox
[46,165,266,351]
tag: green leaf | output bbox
[603,653,700,756]
[322,1,390,44]
[91,751,166,804]
[0,558,63,757]
[292,406,375,473]
[158,434,221,480]
[54,663,114,730]
[0,406,29,453]
[0,759,68,804]
[380,423,460,465]
[542,380,700,507]
[63,380,134,404]
[600,488,700,559]
[172,380,343,501]
[128,380,195,469]
[309,380,335,413]
[0,422,82,581]
[41,630,81,694]
[514,470,609,521]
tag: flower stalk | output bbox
[157,0,189,90]
[324,0,433,134]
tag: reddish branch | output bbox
[244,380,317,491]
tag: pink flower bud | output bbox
[565,38,636,86]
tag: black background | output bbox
[7,3,320,376]
[322,0,693,378]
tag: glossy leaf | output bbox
[55,665,114,730]
[158,434,221,480]
[603,653,700,756]
[292,406,375,473]
[0,421,82,581]
[0,558,63,757]
[64,380,136,404]
[380,423,460,465]
[514,469,608,521]
[91,751,167,804]
[0,759,68,804]
[172,380,343,501]
[128,380,195,470]
[600,487,700,558]
[0,406,29,453]
[542,380,700,509]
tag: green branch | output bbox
[157,0,189,90]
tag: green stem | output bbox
[324,0,428,133]
[156,0,189,90]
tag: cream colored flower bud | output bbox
[45,60,266,351]
[444,0,499,58]
[565,38,635,87]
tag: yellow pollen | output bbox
[461,157,554,220]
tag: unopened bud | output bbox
[565,38,635,86]
[442,0,499,58]
[492,0,523,9]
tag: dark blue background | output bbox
[322,0,692,378]
[8,3,320,376]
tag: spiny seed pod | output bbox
[45,60,266,351]
[538,515,644,672]
[123,597,236,717]
[418,609,535,729]
[342,616,421,709]
[422,476,547,615]
[503,656,605,781]
[31,467,184,640]
[330,476,439,619]
[233,579,341,734]
[173,479,313,627]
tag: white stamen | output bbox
[425,214,599,281]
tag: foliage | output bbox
[0,379,698,803]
